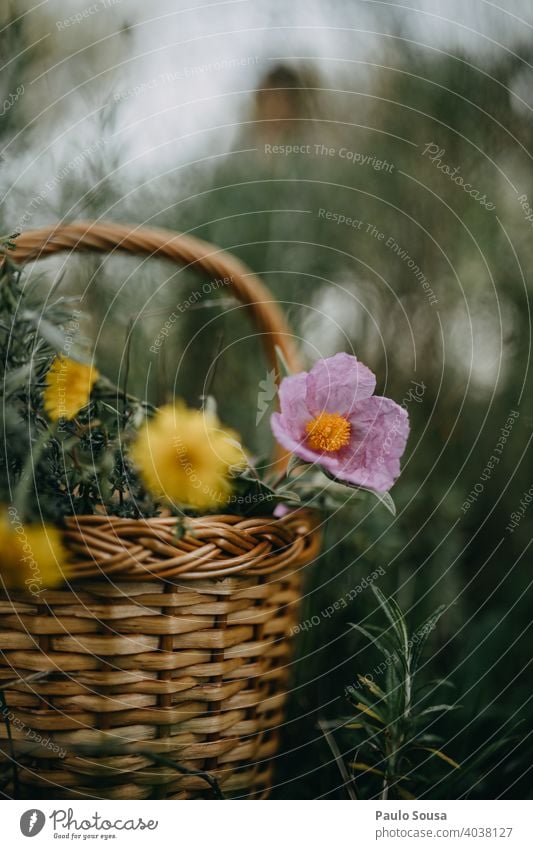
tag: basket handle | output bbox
[10,220,301,374]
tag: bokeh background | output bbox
[1,0,532,798]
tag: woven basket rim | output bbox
[60,506,319,583]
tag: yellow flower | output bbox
[43,355,99,421]
[0,509,69,592]
[131,403,245,510]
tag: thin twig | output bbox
[122,317,135,427]
[139,750,225,799]
[95,382,157,414]
[0,671,51,692]
[13,423,56,518]
[318,719,357,800]
[201,329,225,404]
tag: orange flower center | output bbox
[305,411,351,453]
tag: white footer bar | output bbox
[4,800,532,848]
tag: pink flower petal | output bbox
[335,395,409,492]
[271,412,323,465]
[277,372,311,438]
[306,352,376,417]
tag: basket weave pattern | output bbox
[0,513,318,799]
[0,222,321,799]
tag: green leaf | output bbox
[411,604,447,675]
[415,704,460,719]
[346,693,385,724]
[358,674,386,699]
[349,761,385,777]
[415,733,446,745]
[349,622,396,661]
[229,475,300,516]
[417,678,455,693]
[321,470,396,514]
[285,454,309,477]
[274,344,293,379]
[2,362,32,395]
[372,586,409,660]
[173,521,186,541]
[22,311,68,353]
[398,787,416,800]
[100,401,121,416]
[415,746,460,769]
[366,488,397,516]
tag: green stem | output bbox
[13,423,57,520]
[268,457,310,490]
[95,378,157,414]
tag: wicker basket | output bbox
[0,221,321,800]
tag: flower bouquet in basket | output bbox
[0,222,408,800]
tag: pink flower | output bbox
[271,353,409,493]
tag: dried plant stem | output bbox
[13,423,56,519]
[139,750,225,799]
[318,719,357,800]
